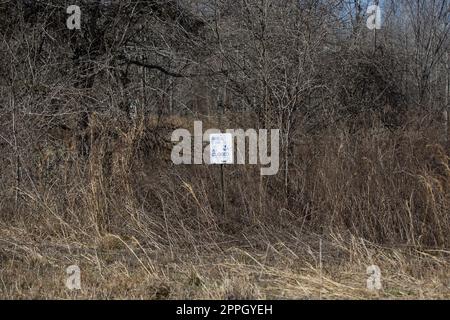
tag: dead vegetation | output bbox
[0,113,449,299]
[0,0,449,299]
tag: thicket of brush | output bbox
[1,111,449,248]
[0,1,449,298]
[1,110,449,299]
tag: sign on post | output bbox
[210,133,233,164]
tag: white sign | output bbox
[210,133,233,164]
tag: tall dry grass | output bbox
[0,111,449,299]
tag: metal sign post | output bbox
[210,133,233,217]
[220,163,225,217]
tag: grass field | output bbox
[0,115,449,299]
[1,226,448,299]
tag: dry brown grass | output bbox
[0,225,448,299]
[0,113,449,299]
